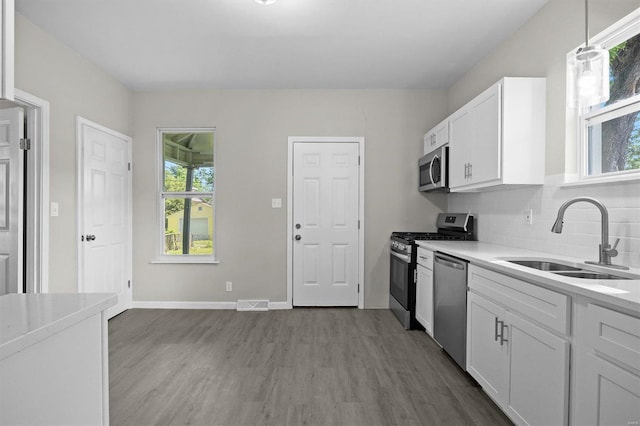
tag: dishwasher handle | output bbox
[434,255,466,270]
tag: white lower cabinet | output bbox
[467,292,508,403]
[573,302,640,426]
[506,311,570,425]
[467,266,570,426]
[415,247,434,336]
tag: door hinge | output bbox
[358,156,361,166]
[358,220,360,229]
[128,280,131,288]
[128,162,131,171]
[19,138,31,151]
[414,269,417,283]
[357,283,360,293]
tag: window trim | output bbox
[153,127,218,264]
[568,8,640,185]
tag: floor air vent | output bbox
[237,300,269,311]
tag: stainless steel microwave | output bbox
[419,145,448,192]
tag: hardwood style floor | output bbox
[109,308,512,426]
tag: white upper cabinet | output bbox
[423,118,449,154]
[0,0,13,100]
[449,77,546,192]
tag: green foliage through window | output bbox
[159,129,216,257]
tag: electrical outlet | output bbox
[525,209,533,225]
[271,198,282,209]
[226,281,232,292]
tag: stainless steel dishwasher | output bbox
[433,252,468,370]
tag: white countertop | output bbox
[0,293,117,360]
[416,240,640,313]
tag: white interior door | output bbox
[78,118,132,318]
[293,142,359,306]
[0,108,23,295]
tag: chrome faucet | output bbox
[551,197,628,270]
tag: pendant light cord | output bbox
[584,0,590,47]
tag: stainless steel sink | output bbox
[507,260,582,272]
[504,258,640,280]
[552,271,632,280]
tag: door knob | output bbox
[295,224,301,229]
[295,235,301,241]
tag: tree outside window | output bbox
[158,129,216,259]
[580,14,640,179]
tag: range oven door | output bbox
[389,249,411,309]
[419,145,448,192]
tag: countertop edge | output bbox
[0,293,117,361]
[417,240,640,313]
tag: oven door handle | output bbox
[429,154,438,185]
[391,251,410,263]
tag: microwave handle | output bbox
[429,154,438,185]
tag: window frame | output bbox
[569,9,640,185]
[153,127,218,264]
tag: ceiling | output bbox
[16,0,549,91]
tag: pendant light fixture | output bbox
[568,0,610,107]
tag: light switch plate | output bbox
[271,198,282,209]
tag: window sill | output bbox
[559,172,640,188]
[151,257,219,264]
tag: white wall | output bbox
[132,89,448,307]
[15,14,133,292]
[446,0,640,268]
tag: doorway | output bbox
[287,137,365,308]
[0,91,50,295]
[76,117,132,318]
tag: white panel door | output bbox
[577,353,640,426]
[449,107,473,188]
[466,292,509,405]
[471,83,501,185]
[415,264,433,336]
[293,142,359,306]
[78,118,132,318]
[506,311,570,426]
[0,107,23,295]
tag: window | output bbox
[156,128,216,262]
[571,11,640,182]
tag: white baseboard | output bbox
[131,301,237,310]
[268,301,291,310]
[131,300,293,310]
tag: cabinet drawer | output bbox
[468,265,570,335]
[587,304,640,371]
[416,248,433,269]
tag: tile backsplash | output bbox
[447,176,640,269]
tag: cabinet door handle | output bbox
[494,317,500,341]
[496,318,509,346]
[469,163,472,179]
[500,323,508,346]
[464,163,468,179]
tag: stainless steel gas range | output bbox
[389,213,474,329]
